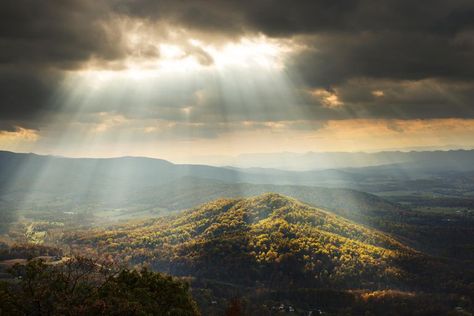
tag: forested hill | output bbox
[66,193,425,290]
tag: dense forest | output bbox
[0,257,199,315]
[64,194,410,286]
[52,193,474,315]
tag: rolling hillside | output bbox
[65,193,421,290]
[4,194,473,314]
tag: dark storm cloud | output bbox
[119,0,474,84]
[0,0,126,131]
[337,79,474,119]
[1,0,474,133]
[0,1,123,67]
[291,31,474,87]
[4,0,470,75]
[0,67,64,131]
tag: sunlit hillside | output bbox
[55,193,472,314]
[64,194,419,287]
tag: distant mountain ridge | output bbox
[2,149,473,203]
[2,149,470,220]
[0,151,409,227]
[231,149,474,171]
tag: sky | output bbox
[1,1,474,163]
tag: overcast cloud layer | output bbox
[1,0,474,145]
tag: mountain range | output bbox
[2,149,474,207]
